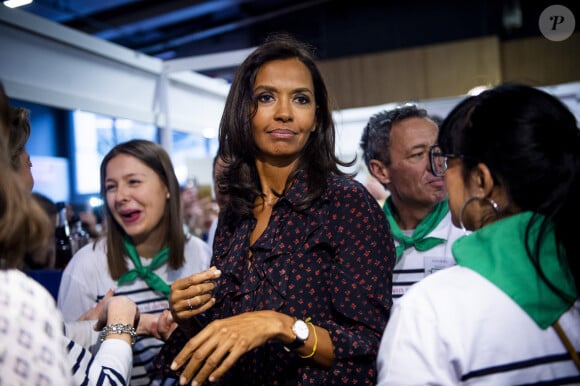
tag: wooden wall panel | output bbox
[423,37,501,98]
[501,32,580,86]
[318,47,428,109]
[318,34,579,110]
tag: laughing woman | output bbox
[57,139,212,385]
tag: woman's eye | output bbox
[257,93,274,103]
[294,95,311,105]
[129,179,141,185]
[105,185,116,192]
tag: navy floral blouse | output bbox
[156,172,395,385]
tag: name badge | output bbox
[424,255,455,277]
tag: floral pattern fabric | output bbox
[156,172,395,385]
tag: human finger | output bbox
[170,267,221,292]
[191,343,233,386]
[172,295,215,324]
[170,282,215,310]
[170,334,210,383]
[198,333,245,384]
[83,288,114,322]
[180,292,214,313]
[169,274,219,320]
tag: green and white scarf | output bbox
[117,237,171,297]
[383,198,449,260]
[452,211,577,328]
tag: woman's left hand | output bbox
[170,310,283,385]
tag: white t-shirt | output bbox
[392,212,464,300]
[377,266,580,385]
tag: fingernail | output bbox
[178,376,186,385]
[191,381,198,386]
[214,269,221,277]
[170,361,177,371]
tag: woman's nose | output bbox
[274,99,293,122]
[115,185,130,202]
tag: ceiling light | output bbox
[3,0,33,8]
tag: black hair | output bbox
[438,83,580,300]
[217,33,353,222]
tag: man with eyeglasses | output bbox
[360,104,464,302]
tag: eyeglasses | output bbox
[429,145,464,177]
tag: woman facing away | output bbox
[154,34,396,385]
[57,139,212,385]
[376,83,580,384]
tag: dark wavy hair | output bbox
[438,83,580,301]
[217,33,353,222]
[99,139,186,279]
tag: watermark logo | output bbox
[539,5,575,41]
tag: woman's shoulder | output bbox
[325,174,368,193]
[323,174,379,206]
[65,238,108,273]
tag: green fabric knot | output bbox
[117,237,171,297]
[383,198,449,260]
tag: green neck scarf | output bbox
[383,198,449,260]
[117,237,171,297]
[452,211,577,328]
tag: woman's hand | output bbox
[137,310,177,341]
[169,266,221,325]
[170,310,285,385]
[78,288,114,321]
[94,295,139,331]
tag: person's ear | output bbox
[369,159,390,186]
[468,162,495,198]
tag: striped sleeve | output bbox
[67,337,132,386]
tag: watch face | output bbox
[293,320,309,341]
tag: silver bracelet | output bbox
[100,323,137,345]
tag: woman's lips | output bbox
[269,129,295,139]
[120,210,141,223]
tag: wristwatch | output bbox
[284,319,310,351]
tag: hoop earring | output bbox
[459,196,500,233]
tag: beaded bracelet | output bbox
[299,322,318,359]
[100,323,137,345]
